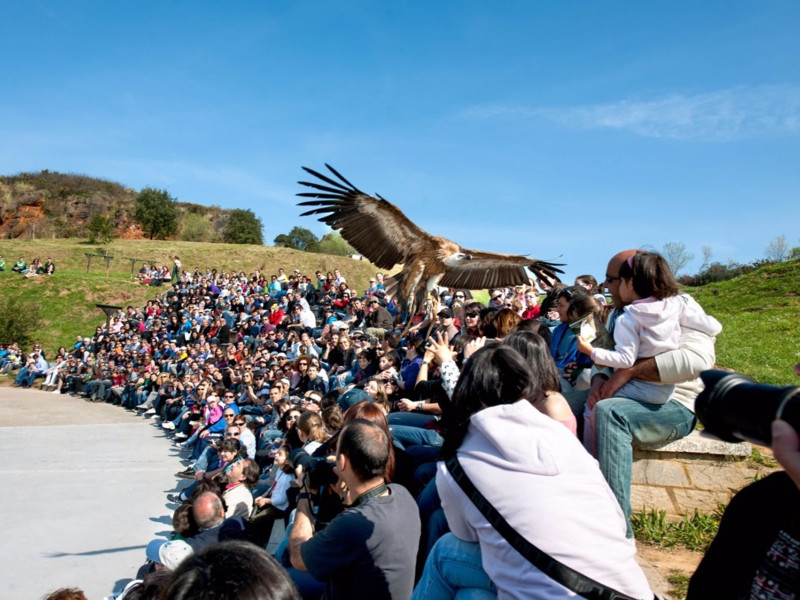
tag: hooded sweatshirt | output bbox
[591,293,721,369]
[437,400,652,599]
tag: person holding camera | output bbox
[289,419,421,600]
[687,366,800,599]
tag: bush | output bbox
[86,214,116,245]
[180,213,216,242]
[0,296,40,347]
[316,231,355,256]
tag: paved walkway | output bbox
[0,387,185,599]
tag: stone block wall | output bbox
[630,431,775,515]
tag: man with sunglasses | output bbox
[290,419,420,600]
[566,249,718,537]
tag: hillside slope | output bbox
[689,258,800,385]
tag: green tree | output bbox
[86,214,116,245]
[180,213,215,242]
[274,226,319,252]
[316,231,355,256]
[223,209,264,245]
[134,187,178,240]
[0,296,40,347]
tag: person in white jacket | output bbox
[413,345,653,600]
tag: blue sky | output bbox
[2,1,798,285]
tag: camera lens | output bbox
[695,370,800,445]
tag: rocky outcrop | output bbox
[0,172,229,240]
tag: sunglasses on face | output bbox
[223,413,235,418]
[465,312,479,318]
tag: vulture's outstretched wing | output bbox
[438,248,563,290]
[297,164,429,269]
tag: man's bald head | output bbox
[192,492,224,530]
[605,250,638,309]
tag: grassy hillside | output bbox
[689,258,800,385]
[1,238,798,385]
[0,238,382,354]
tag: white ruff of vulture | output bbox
[297,164,564,317]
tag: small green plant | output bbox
[749,447,778,469]
[667,570,690,600]
[631,507,723,552]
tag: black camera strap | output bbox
[350,482,389,508]
[445,455,644,600]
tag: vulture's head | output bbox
[444,252,473,267]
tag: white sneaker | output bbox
[51,388,61,394]
[162,421,176,430]
[151,414,161,420]
[144,408,156,416]
[174,432,188,441]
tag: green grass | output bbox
[688,258,800,385]
[667,570,691,600]
[749,447,778,469]
[631,507,722,552]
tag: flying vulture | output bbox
[297,164,563,318]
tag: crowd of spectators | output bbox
[7,249,730,599]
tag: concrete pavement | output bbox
[0,386,186,599]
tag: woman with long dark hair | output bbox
[414,345,651,600]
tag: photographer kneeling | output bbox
[289,418,421,600]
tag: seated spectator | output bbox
[185,491,248,552]
[0,254,5,271]
[11,256,26,273]
[222,457,259,519]
[24,257,41,277]
[41,257,56,275]
[503,330,577,435]
[14,351,49,388]
[250,445,294,547]
[414,344,652,599]
[549,286,593,392]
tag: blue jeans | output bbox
[390,424,444,449]
[594,397,695,535]
[387,412,436,428]
[412,533,497,600]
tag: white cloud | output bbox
[462,85,800,141]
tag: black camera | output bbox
[289,449,339,489]
[695,370,800,445]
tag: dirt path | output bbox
[637,544,702,599]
